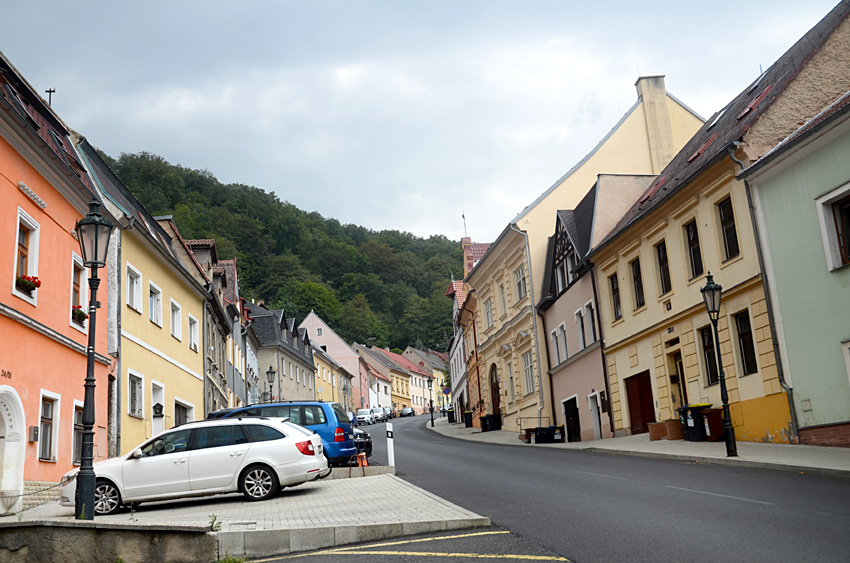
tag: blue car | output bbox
[207,401,357,466]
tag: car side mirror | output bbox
[132,448,143,459]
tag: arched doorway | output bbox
[0,386,26,515]
[489,364,500,414]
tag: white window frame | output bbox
[575,309,587,350]
[38,390,60,462]
[149,281,163,326]
[515,266,527,301]
[126,262,142,313]
[815,181,850,271]
[484,298,494,328]
[567,251,577,284]
[499,284,507,317]
[557,323,568,361]
[522,351,534,394]
[13,207,40,304]
[71,399,84,466]
[69,253,88,333]
[188,313,199,351]
[170,298,182,340]
[128,369,144,418]
[317,327,323,336]
[550,330,561,364]
[507,362,515,402]
[174,396,195,426]
[584,301,596,343]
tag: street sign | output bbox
[443,387,451,395]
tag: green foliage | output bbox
[108,151,462,350]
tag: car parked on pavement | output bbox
[400,407,415,417]
[207,401,356,466]
[383,406,394,420]
[353,427,372,457]
[356,408,375,425]
[371,407,387,422]
[59,417,326,515]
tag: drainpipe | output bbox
[728,144,799,443]
[510,224,545,428]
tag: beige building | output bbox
[589,4,850,442]
[465,76,703,434]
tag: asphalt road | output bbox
[359,416,850,563]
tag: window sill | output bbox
[720,253,743,270]
[686,272,707,287]
[611,317,625,327]
[632,305,647,316]
[128,412,144,420]
[38,457,57,463]
[656,291,673,303]
[12,288,36,305]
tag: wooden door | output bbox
[625,371,656,434]
[564,397,581,442]
[490,365,500,414]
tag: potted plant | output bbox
[15,275,41,295]
[71,305,88,325]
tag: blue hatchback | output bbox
[207,401,357,466]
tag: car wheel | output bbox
[94,479,122,515]
[240,465,279,501]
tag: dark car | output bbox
[400,407,415,417]
[207,401,356,466]
[353,427,372,457]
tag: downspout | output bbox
[728,144,799,443]
[510,224,545,428]
[589,265,616,436]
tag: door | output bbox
[122,428,192,500]
[589,394,602,440]
[189,425,251,491]
[489,365,500,414]
[563,397,581,442]
[667,352,687,412]
[625,371,656,435]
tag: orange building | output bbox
[0,53,114,514]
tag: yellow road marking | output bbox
[260,530,571,561]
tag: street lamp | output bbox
[74,200,114,520]
[266,365,276,402]
[700,272,738,457]
[428,378,434,428]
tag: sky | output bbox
[3,1,841,243]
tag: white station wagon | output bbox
[60,417,327,515]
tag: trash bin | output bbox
[447,409,456,423]
[480,416,491,432]
[462,411,473,428]
[702,408,723,442]
[552,425,566,443]
[685,404,711,441]
[677,407,690,441]
[536,426,555,443]
[486,414,502,431]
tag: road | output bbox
[359,416,850,563]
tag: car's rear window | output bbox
[246,424,285,442]
[255,405,292,419]
[196,425,250,449]
[331,404,349,424]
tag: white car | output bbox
[355,408,374,425]
[60,417,327,515]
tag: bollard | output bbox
[386,422,395,468]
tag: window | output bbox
[188,314,199,351]
[484,298,494,328]
[558,324,567,361]
[816,186,850,270]
[73,405,84,465]
[610,274,622,321]
[576,309,587,350]
[170,299,182,340]
[127,264,142,312]
[735,311,758,375]
[175,402,191,426]
[551,331,561,364]
[585,302,596,343]
[14,209,39,300]
[515,266,527,300]
[522,352,534,394]
[16,223,30,278]
[555,264,565,293]
[499,284,507,315]
[129,372,143,417]
[718,197,740,260]
[39,397,55,461]
[656,241,672,295]
[71,261,83,307]
[246,425,285,442]
[317,327,323,336]
[684,220,704,278]
[507,363,515,402]
[630,259,644,309]
[833,195,850,265]
[149,282,162,325]
[141,428,192,457]
[567,252,578,284]
[701,326,719,385]
[70,256,86,328]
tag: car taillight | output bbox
[334,428,345,442]
[296,440,316,456]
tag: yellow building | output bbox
[589,7,850,442]
[465,77,703,434]
[313,343,353,408]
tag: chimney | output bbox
[635,75,675,174]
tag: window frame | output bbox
[585,301,596,343]
[174,397,194,426]
[656,240,672,295]
[550,330,561,365]
[514,266,527,301]
[557,323,568,361]
[72,400,84,465]
[630,258,645,309]
[188,313,199,352]
[610,273,622,321]
[684,219,704,279]
[499,284,507,316]
[128,370,145,418]
[170,299,182,340]
[734,310,758,376]
[522,351,534,394]
[38,392,60,462]
[718,197,740,261]
[700,326,720,386]
[575,308,587,350]
[70,253,88,331]
[13,207,40,304]
[126,262,143,313]
[484,298,494,329]
[506,362,515,403]
[815,182,850,271]
[149,281,163,326]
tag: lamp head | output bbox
[75,201,114,268]
[266,365,276,385]
[700,272,723,320]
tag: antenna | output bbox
[462,211,467,238]
[45,88,55,105]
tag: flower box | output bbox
[15,275,41,295]
[72,305,88,325]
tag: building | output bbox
[251,305,315,402]
[445,280,469,415]
[312,342,354,410]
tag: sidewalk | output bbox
[428,416,850,478]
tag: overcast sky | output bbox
[3,1,840,242]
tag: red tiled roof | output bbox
[376,348,432,377]
[469,243,490,261]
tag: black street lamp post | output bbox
[74,201,114,520]
[266,365,276,402]
[701,272,738,457]
[428,378,434,428]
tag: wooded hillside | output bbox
[101,151,461,351]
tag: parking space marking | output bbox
[264,530,569,561]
